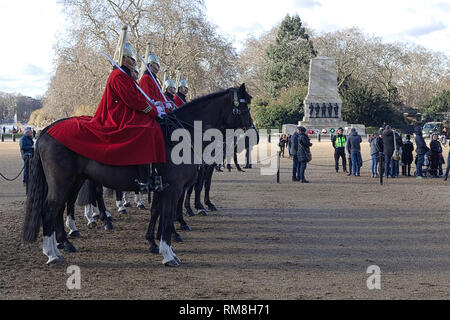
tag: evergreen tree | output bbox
[423,90,450,118]
[265,14,316,98]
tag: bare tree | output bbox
[37,0,238,125]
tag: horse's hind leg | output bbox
[42,203,65,265]
[134,192,146,210]
[95,183,113,230]
[115,190,127,214]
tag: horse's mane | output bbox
[173,89,230,114]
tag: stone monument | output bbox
[299,57,366,135]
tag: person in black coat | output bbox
[414,127,429,179]
[19,127,34,185]
[290,128,300,181]
[296,126,312,183]
[401,134,414,176]
[444,140,450,181]
[429,133,442,177]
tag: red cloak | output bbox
[47,68,166,166]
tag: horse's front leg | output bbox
[184,184,195,217]
[146,194,160,254]
[159,192,181,267]
[204,165,217,211]
[177,190,191,231]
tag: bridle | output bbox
[229,88,251,130]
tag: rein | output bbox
[157,88,250,165]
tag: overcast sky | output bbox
[0,0,448,98]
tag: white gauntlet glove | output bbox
[156,105,166,119]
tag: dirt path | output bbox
[0,140,449,299]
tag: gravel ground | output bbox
[0,140,449,300]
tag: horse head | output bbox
[222,83,253,131]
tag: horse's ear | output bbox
[239,83,246,94]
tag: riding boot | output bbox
[137,164,153,192]
[150,164,169,192]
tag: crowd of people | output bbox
[286,125,450,183]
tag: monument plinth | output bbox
[299,57,365,135]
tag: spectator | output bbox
[392,130,403,178]
[444,140,450,181]
[401,134,414,177]
[346,128,362,176]
[331,127,347,173]
[19,127,34,186]
[382,126,395,178]
[279,134,286,158]
[414,126,429,179]
[369,133,380,178]
[296,126,312,183]
[287,134,292,159]
[429,133,442,177]
[290,127,301,181]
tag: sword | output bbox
[102,51,156,106]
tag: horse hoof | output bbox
[64,242,77,253]
[124,202,131,207]
[88,221,97,229]
[47,256,65,266]
[173,234,184,243]
[164,259,180,267]
[57,243,64,250]
[119,209,128,215]
[173,256,182,265]
[186,209,195,217]
[69,230,81,238]
[104,221,114,231]
[137,204,146,210]
[93,214,100,220]
[197,209,207,216]
[207,205,217,211]
[180,224,191,231]
[149,244,159,254]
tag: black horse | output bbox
[23,84,253,267]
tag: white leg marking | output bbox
[42,236,59,264]
[159,239,175,264]
[116,201,126,212]
[122,193,131,206]
[66,215,78,232]
[134,193,141,204]
[105,210,112,218]
[84,205,95,224]
[92,205,100,218]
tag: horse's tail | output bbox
[23,139,47,243]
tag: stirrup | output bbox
[153,176,169,192]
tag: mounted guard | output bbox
[47,30,167,192]
[174,78,188,107]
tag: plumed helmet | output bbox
[123,42,136,61]
[165,79,176,89]
[178,78,189,89]
[148,53,160,66]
